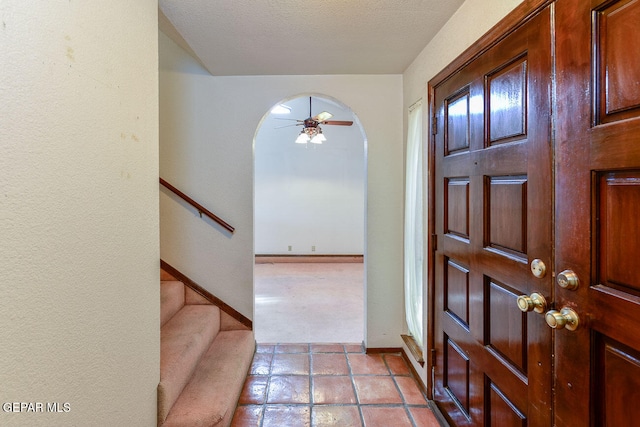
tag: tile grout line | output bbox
[256,344,273,427]
[384,353,419,427]
[345,346,367,427]
[308,346,313,425]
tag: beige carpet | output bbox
[254,262,364,343]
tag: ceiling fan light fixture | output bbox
[295,131,310,144]
[289,97,350,144]
[310,128,326,144]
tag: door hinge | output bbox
[432,234,437,251]
[431,348,437,367]
[431,116,438,135]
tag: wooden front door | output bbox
[430,6,553,425]
[554,0,640,425]
[430,0,640,425]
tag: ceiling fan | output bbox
[277,97,353,144]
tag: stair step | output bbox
[161,330,255,427]
[158,304,221,424]
[161,281,185,327]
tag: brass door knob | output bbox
[517,292,547,313]
[545,307,580,331]
[557,270,579,290]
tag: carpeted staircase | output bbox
[159,271,255,427]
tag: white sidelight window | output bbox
[404,100,424,348]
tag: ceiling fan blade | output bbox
[313,111,333,122]
[274,117,303,122]
[322,120,353,126]
[275,123,302,129]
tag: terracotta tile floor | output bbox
[232,343,441,427]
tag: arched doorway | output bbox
[253,94,367,343]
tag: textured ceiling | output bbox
[159,0,465,76]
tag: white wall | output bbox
[255,96,365,255]
[0,1,159,426]
[402,0,523,386]
[159,32,403,347]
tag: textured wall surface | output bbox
[0,1,159,425]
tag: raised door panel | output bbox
[597,171,640,294]
[485,176,528,257]
[487,57,528,144]
[486,378,527,427]
[445,259,470,328]
[594,336,640,425]
[444,335,471,418]
[446,92,471,155]
[446,179,470,240]
[485,278,527,375]
[595,0,640,123]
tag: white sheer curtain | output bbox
[404,100,424,348]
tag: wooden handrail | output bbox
[160,177,235,234]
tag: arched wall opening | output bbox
[253,93,367,343]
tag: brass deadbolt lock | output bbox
[531,259,547,279]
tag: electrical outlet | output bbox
[288,245,292,251]
[311,246,316,252]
